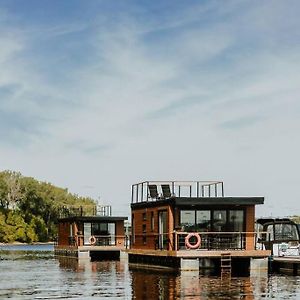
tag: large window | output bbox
[212,210,227,231]
[180,210,196,232]
[90,222,116,245]
[196,210,211,231]
[229,210,244,232]
[274,223,299,241]
[180,209,244,233]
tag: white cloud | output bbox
[0,1,300,217]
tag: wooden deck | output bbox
[77,245,124,251]
[127,249,271,258]
[54,244,126,259]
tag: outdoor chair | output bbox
[161,184,172,198]
[148,184,159,199]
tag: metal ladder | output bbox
[221,252,232,277]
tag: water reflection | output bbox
[57,257,132,299]
[1,247,300,299]
[130,267,178,299]
[129,266,300,299]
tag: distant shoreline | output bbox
[0,242,54,246]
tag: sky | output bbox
[0,0,299,218]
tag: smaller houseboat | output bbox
[128,180,271,275]
[256,218,300,257]
[54,205,128,260]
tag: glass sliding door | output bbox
[196,210,210,231]
[84,223,91,245]
[212,210,227,232]
[229,210,244,249]
[108,223,116,245]
[228,210,244,231]
[158,211,167,250]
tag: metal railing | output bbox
[131,180,224,203]
[174,231,247,251]
[66,235,130,248]
[130,231,269,251]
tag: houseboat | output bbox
[54,205,128,260]
[128,180,271,274]
[256,218,300,257]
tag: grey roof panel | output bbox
[175,197,264,206]
[58,216,128,223]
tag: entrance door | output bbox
[158,211,167,250]
[84,223,91,245]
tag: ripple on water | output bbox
[1,246,300,299]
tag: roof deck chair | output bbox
[148,184,159,199]
[161,184,172,199]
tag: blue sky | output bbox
[0,0,300,217]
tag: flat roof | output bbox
[58,216,128,223]
[131,196,264,209]
[175,197,264,206]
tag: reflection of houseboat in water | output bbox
[54,205,128,260]
[128,180,271,275]
[256,218,300,257]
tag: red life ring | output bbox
[89,235,96,245]
[185,233,201,249]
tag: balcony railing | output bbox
[131,180,224,203]
[67,235,130,248]
[174,231,248,251]
[131,231,269,251]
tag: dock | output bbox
[272,256,300,275]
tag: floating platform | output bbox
[127,249,271,275]
[54,245,126,260]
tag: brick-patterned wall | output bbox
[131,204,258,251]
[132,205,173,250]
[245,205,255,250]
[58,222,70,246]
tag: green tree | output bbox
[0,170,96,243]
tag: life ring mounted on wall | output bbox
[185,233,201,249]
[89,235,97,245]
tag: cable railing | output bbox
[130,231,269,251]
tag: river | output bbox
[0,244,300,299]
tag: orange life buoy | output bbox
[185,233,201,249]
[89,235,96,245]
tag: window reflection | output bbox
[180,210,195,232]
[180,209,244,233]
[229,210,244,232]
[274,224,299,241]
[212,210,227,232]
[196,210,210,231]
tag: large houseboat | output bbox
[54,205,128,260]
[128,180,271,274]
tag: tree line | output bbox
[0,170,96,243]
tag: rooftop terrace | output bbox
[131,180,224,203]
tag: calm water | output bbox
[0,245,300,299]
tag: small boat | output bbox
[256,218,300,256]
